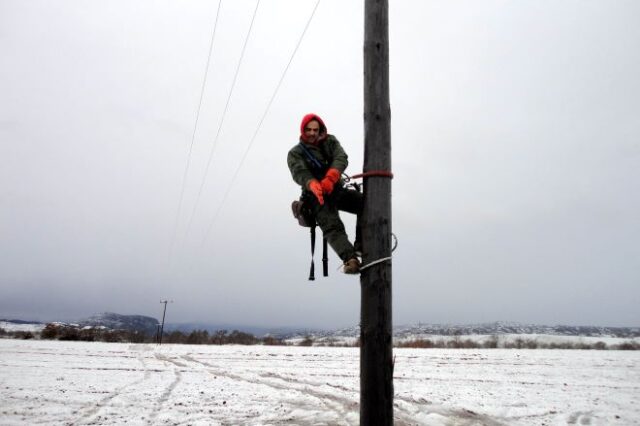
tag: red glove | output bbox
[308,179,324,205]
[320,168,341,194]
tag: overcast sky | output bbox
[1,0,638,329]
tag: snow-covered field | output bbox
[1,339,638,425]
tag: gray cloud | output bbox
[1,0,638,328]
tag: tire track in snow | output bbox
[567,410,596,425]
[178,353,434,426]
[146,353,183,424]
[68,355,150,426]
[393,395,508,426]
[180,353,505,426]
[180,353,360,424]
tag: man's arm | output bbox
[287,147,315,188]
[325,135,349,173]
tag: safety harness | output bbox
[291,194,328,281]
[292,142,331,281]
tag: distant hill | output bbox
[78,312,159,335]
[275,322,640,340]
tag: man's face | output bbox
[304,120,320,144]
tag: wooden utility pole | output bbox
[361,0,393,425]
[158,300,172,345]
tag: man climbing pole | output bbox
[287,113,362,274]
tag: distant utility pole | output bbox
[158,300,173,345]
[361,0,393,425]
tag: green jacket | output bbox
[287,134,348,189]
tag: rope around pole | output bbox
[348,170,394,180]
[349,233,397,273]
[359,256,392,272]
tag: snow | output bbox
[0,321,45,333]
[1,339,639,425]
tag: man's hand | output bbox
[308,179,324,205]
[320,168,341,194]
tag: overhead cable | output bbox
[167,0,223,264]
[183,0,262,241]
[201,0,322,246]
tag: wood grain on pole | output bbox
[361,0,393,424]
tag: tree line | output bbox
[1,323,288,345]
[396,336,640,350]
[2,324,638,350]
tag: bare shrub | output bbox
[298,336,314,347]
[593,341,607,350]
[186,330,210,345]
[227,330,258,345]
[211,330,228,344]
[461,339,478,348]
[397,339,435,348]
[102,330,122,343]
[575,342,596,350]
[615,341,640,350]
[13,331,35,340]
[504,338,539,349]
[547,341,572,349]
[41,324,59,340]
[164,330,187,344]
[79,328,97,342]
[483,335,499,348]
[263,336,286,346]
[125,330,147,343]
[58,327,81,341]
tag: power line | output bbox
[183,0,262,241]
[167,0,223,264]
[201,0,321,246]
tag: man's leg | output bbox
[314,205,356,263]
[336,188,363,254]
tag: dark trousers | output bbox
[310,186,363,262]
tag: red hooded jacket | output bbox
[299,113,328,144]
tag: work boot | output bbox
[343,257,360,274]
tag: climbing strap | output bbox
[358,233,398,272]
[309,225,328,281]
[344,170,393,192]
[348,170,394,180]
[298,142,327,177]
[359,256,392,272]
